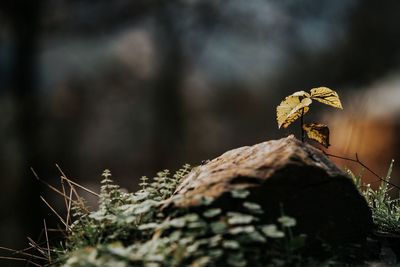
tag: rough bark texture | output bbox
[165,135,373,244]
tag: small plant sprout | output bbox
[276,87,343,147]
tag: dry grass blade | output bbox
[0,256,41,267]
[0,246,47,261]
[2,243,40,254]
[47,228,65,232]
[27,237,46,257]
[60,175,69,214]
[61,177,89,214]
[31,167,78,205]
[40,196,70,230]
[56,164,100,197]
[31,167,89,214]
[43,219,51,263]
[66,187,73,229]
[55,164,95,215]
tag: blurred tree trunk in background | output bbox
[5,0,45,250]
[152,2,185,170]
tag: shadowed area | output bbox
[1,1,400,264]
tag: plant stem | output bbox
[324,152,400,190]
[300,108,304,142]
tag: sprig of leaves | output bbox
[350,159,400,234]
[61,185,309,267]
[276,87,342,147]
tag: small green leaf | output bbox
[222,240,240,249]
[278,215,297,227]
[230,189,250,199]
[229,225,255,235]
[243,202,263,214]
[261,224,285,238]
[227,212,257,225]
[210,221,227,234]
[203,208,222,218]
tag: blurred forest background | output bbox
[1,0,400,261]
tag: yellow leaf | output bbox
[310,87,343,109]
[276,95,312,129]
[292,90,311,98]
[303,123,330,148]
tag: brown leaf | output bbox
[303,123,330,148]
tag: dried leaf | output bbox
[303,123,330,148]
[310,87,343,109]
[276,94,312,128]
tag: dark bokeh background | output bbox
[1,0,400,263]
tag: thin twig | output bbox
[300,108,305,142]
[43,219,51,263]
[324,152,400,190]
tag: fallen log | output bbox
[165,135,373,244]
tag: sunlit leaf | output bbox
[276,94,312,128]
[292,90,311,98]
[302,123,330,148]
[310,87,343,109]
